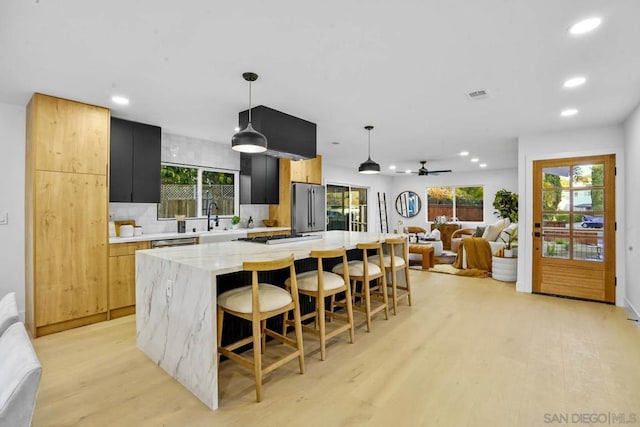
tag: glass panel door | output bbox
[533,155,615,303]
[326,184,368,232]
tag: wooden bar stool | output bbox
[216,254,304,403]
[369,237,412,315]
[332,242,389,332]
[284,247,355,361]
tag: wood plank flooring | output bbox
[32,271,640,427]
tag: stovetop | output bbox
[238,234,322,245]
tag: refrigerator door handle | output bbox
[311,188,315,227]
[308,188,312,227]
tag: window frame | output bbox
[158,162,240,220]
[426,185,484,223]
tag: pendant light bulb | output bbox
[358,125,380,174]
[232,72,268,153]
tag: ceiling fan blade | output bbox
[428,169,452,174]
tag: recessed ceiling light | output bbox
[459,151,469,156]
[389,165,396,170]
[561,108,579,117]
[470,158,479,163]
[563,76,587,88]
[234,126,240,132]
[569,17,602,35]
[111,96,129,105]
[479,163,487,168]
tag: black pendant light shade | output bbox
[232,72,267,153]
[358,125,380,174]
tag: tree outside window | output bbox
[427,186,483,222]
[158,164,237,219]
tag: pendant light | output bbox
[358,125,380,174]
[231,72,267,153]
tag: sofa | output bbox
[456,220,518,268]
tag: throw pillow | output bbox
[474,226,486,237]
[482,218,510,241]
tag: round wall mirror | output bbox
[395,191,422,218]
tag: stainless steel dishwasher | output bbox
[150,237,199,248]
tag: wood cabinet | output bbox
[431,223,461,251]
[290,155,322,184]
[108,241,150,318]
[109,117,161,203]
[269,155,322,226]
[239,153,279,204]
[26,93,110,337]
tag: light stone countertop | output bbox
[109,226,290,244]
[136,230,400,276]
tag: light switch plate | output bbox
[0,212,7,225]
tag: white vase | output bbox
[504,249,514,258]
[232,223,239,229]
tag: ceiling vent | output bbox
[466,89,490,101]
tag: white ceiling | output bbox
[2,0,640,175]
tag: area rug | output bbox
[433,253,456,265]
[429,264,489,278]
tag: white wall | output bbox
[323,163,393,233]
[388,168,518,232]
[518,125,626,305]
[623,103,640,321]
[0,102,26,317]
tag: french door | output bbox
[326,184,368,232]
[532,155,616,303]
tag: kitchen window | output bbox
[426,186,484,222]
[158,163,239,220]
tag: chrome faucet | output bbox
[207,201,219,231]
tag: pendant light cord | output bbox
[248,81,252,124]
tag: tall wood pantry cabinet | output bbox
[25,93,110,337]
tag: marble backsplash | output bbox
[109,203,269,234]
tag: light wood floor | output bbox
[32,271,640,427]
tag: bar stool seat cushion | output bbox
[332,260,381,277]
[367,255,406,268]
[285,271,344,292]
[218,284,292,313]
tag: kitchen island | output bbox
[135,230,396,410]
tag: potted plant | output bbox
[493,189,518,223]
[231,215,241,229]
[500,227,518,257]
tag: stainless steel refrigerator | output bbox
[291,182,326,234]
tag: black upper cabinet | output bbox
[240,153,279,205]
[110,117,161,203]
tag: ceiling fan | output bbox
[398,160,452,176]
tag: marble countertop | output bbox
[109,226,290,244]
[136,230,401,276]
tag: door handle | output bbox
[534,232,541,237]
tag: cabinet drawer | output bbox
[109,241,150,257]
